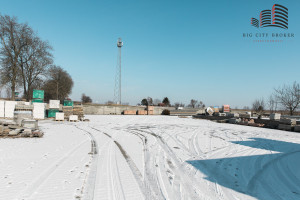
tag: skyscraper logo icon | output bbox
[251,4,288,29]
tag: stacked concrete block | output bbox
[239,113,251,119]
[234,113,240,117]
[229,118,241,124]
[0,125,4,135]
[3,127,10,135]
[16,101,25,105]
[9,129,21,136]
[213,107,219,113]
[20,129,32,137]
[5,101,17,118]
[55,113,64,121]
[0,101,4,118]
[270,113,281,120]
[278,124,293,131]
[227,113,239,118]
[33,103,45,120]
[63,106,73,119]
[15,104,34,110]
[21,119,38,129]
[280,118,296,125]
[14,111,33,126]
[196,109,205,115]
[69,115,78,121]
[294,126,300,132]
[206,107,214,116]
[32,130,44,137]
[49,100,60,109]
[73,106,84,119]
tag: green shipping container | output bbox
[32,98,44,103]
[48,109,59,118]
[63,100,73,107]
[33,90,44,99]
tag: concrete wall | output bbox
[83,105,175,115]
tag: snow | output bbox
[1,115,300,200]
[0,122,91,200]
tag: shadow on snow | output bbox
[186,138,300,200]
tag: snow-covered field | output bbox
[1,115,300,200]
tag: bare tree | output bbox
[274,82,300,115]
[106,100,114,105]
[252,98,265,114]
[197,101,205,108]
[153,99,161,106]
[5,85,11,98]
[0,15,53,101]
[188,99,198,108]
[243,106,250,110]
[81,93,92,103]
[147,97,153,105]
[0,85,2,98]
[174,102,185,109]
[19,36,53,101]
[267,94,278,114]
[0,15,32,100]
[43,65,73,102]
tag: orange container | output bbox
[137,110,147,115]
[124,110,137,115]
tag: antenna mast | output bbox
[114,38,123,104]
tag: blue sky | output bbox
[1,0,299,107]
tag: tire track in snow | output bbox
[114,141,158,200]
[87,125,158,200]
[79,124,127,200]
[127,129,170,200]
[134,128,207,200]
[129,127,179,200]
[73,125,99,200]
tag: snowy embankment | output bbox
[1,116,300,200]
